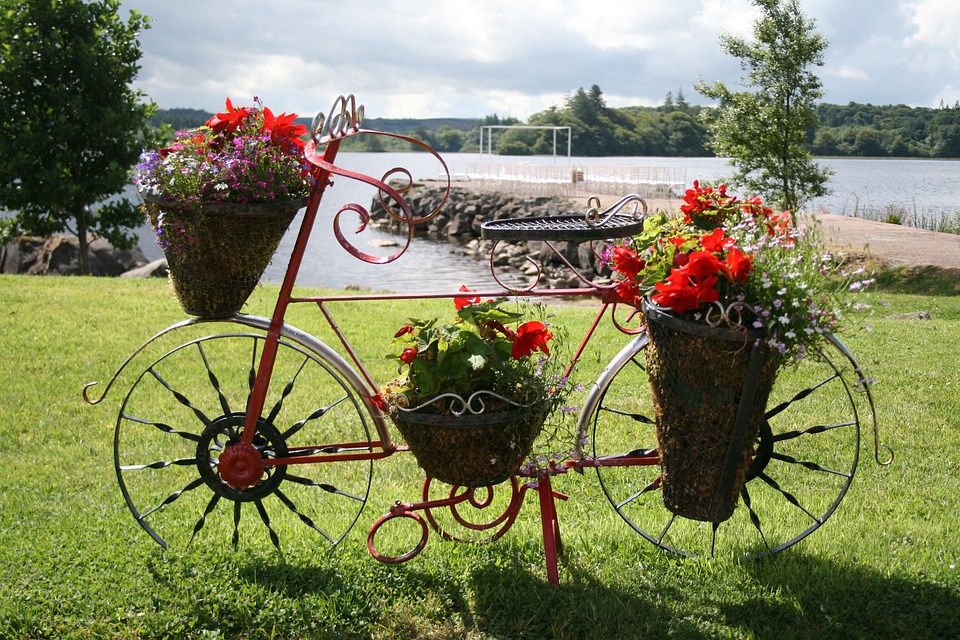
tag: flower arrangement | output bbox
[134,97,311,207]
[607,181,873,360]
[377,288,574,486]
[132,97,312,317]
[380,286,566,415]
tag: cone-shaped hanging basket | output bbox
[643,300,779,523]
[144,197,305,317]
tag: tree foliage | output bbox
[0,0,159,273]
[696,0,831,211]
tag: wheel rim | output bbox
[114,330,373,551]
[590,336,864,558]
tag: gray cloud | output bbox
[121,0,960,118]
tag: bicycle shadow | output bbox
[723,552,960,639]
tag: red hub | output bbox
[218,442,266,489]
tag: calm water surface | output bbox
[138,153,960,292]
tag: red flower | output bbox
[684,251,724,281]
[615,279,642,307]
[394,324,414,338]
[725,248,754,282]
[205,97,250,133]
[400,348,418,364]
[611,245,645,279]
[652,279,702,314]
[700,228,735,253]
[454,285,480,310]
[263,106,308,148]
[512,321,552,359]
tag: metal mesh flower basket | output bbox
[144,197,305,317]
[390,402,546,488]
[643,301,779,523]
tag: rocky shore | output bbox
[368,181,624,288]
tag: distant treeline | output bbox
[150,90,960,159]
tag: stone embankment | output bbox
[1,234,165,277]
[368,181,615,287]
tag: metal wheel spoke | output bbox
[599,405,656,424]
[615,478,660,510]
[265,356,310,425]
[232,501,242,548]
[284,473,366,502]
[148,367,213,427]
[119,457,197,471]
[772,420,856,442]
[139,476,206,519]
[657,514,676,544]
[740,486,771,552]
[770,451,853,477]
[274,489,335,544]
[764,373,839,420]
[196,342,232,416]
[281,395,349,440]
[188,493,222,546]
[757,471,822,523]
[120,413,202,442]
[254,499,281,550]
[244,339,259,413]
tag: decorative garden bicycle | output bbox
[84,95,890,587]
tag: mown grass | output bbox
[1,273,958,639]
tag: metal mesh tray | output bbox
[480,215,645,241]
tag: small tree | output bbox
[0,0,159,273]
[696,0,832,212]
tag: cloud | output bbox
[121,0,960,117]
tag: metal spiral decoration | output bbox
[301,95,451,265]
[583,193,648,227]
[394,390,526,417]
[311,94,364,142]
[702,300,749,330]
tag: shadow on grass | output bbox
[725,552,960,639]
[873,265,960,296]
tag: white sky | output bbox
[120,0,960,120]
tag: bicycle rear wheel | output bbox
[113,319,376,552]
[584,333,867,558]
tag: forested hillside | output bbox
[151,88,960,159]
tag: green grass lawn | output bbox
[0,274,958,639]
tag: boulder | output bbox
[1,235,148,276]
[121,258,168,279]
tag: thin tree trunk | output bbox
[75,204,89,275]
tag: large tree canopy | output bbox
[0,0,158,273]
[696,0,832,212]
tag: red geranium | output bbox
[611,245,645,280]
[512,321,552,359]
[454,285,480,310]
[725,248,754,282]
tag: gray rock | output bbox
[121,258,168,278]
[2,235,148,276]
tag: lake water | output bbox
[136,153,960,292]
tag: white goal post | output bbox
[479,125,572,160]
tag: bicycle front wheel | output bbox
[113,318,376,552]
[584,333,866,558]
